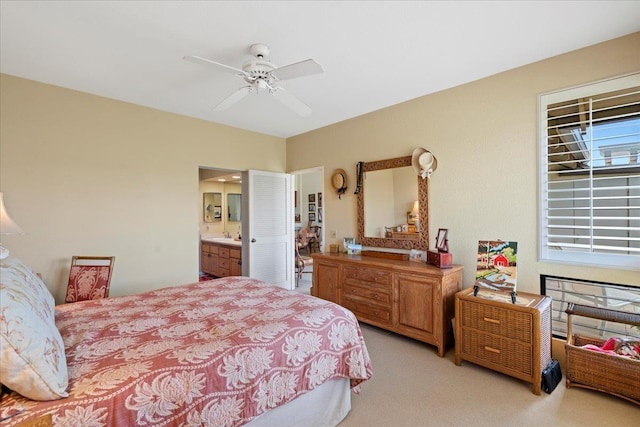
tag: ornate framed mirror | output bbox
[357,155,429,250]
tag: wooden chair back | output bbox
[64,256,115,303]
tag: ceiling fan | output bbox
[184,43,323,116]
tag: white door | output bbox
[242,170,294,290]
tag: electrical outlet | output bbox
[330,230,337,238]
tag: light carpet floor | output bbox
[338,324,639,426]
[296,275,638,425]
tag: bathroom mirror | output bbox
[357,155,429,250]
[227,193,241,222]
[203,192,222,223]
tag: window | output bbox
[539,73,640,270]
[541,275,640,340]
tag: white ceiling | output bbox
[1,1,639,139]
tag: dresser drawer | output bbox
[343,283,391,306]
[460,329,533,376]
[343,266,391,286]
[219,247,230,258]
[230,248,241,259]
[343,299,391,323]
[460,299,532,343]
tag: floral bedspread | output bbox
[1,277,372,426]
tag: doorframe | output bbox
[291,166,325,251]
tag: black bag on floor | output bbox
[541,359,562,394]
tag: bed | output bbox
[0,257,372,426]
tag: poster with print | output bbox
[475,240,518,294]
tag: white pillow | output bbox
[0,257,68,400]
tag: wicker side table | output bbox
[455,288,552,395]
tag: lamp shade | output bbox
[0,193,24,235]
[410,200,419,218]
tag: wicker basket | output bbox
[565,303,640,405]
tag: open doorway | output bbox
[291,166,324,294]
[198,167,243,281]
[198,167,296,290]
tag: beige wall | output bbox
[0,74,286,303]
[2,33,638,304]
[287,32,640,293]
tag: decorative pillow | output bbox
[583,337,640,360]
[64,265,111,302]
[0,257,69,400]
[608,337,640,360]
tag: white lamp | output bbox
[0,192,24,259]
[410,200,420,232]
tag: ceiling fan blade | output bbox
[213,86,253,111]
[271,87,312,117]
[183,55,248,77]
[271,59,324,81]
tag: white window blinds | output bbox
[539,74,640,270]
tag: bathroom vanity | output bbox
[201,238,242,278]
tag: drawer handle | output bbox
[484,346,501,354]
[483,317,501,325]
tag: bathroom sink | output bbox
[201,236,242,246]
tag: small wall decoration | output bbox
[331,169,348,199]
[295,214,301,223]
[308,212,316,221]
[318,207,323,223]
[354,161,364,194]
[474,240,518,303]
[308,193,315,203]
[318,192,323,207]
[308,203,316,212]
[411,147,438,179]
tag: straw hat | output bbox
[331,169,348,197]
[411,148,438,179]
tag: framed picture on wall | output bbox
[295,214,301,223]
[308,194,315,203]
[318,208,323,223]
[308,203,316,212]
[318,192,323,207]
[309,212,316,221]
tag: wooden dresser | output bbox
[201,241,242,278]
[311,253,462,356]
[454,288,552,395]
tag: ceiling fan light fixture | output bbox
[256,79,268,90]
[185,43,324,116]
